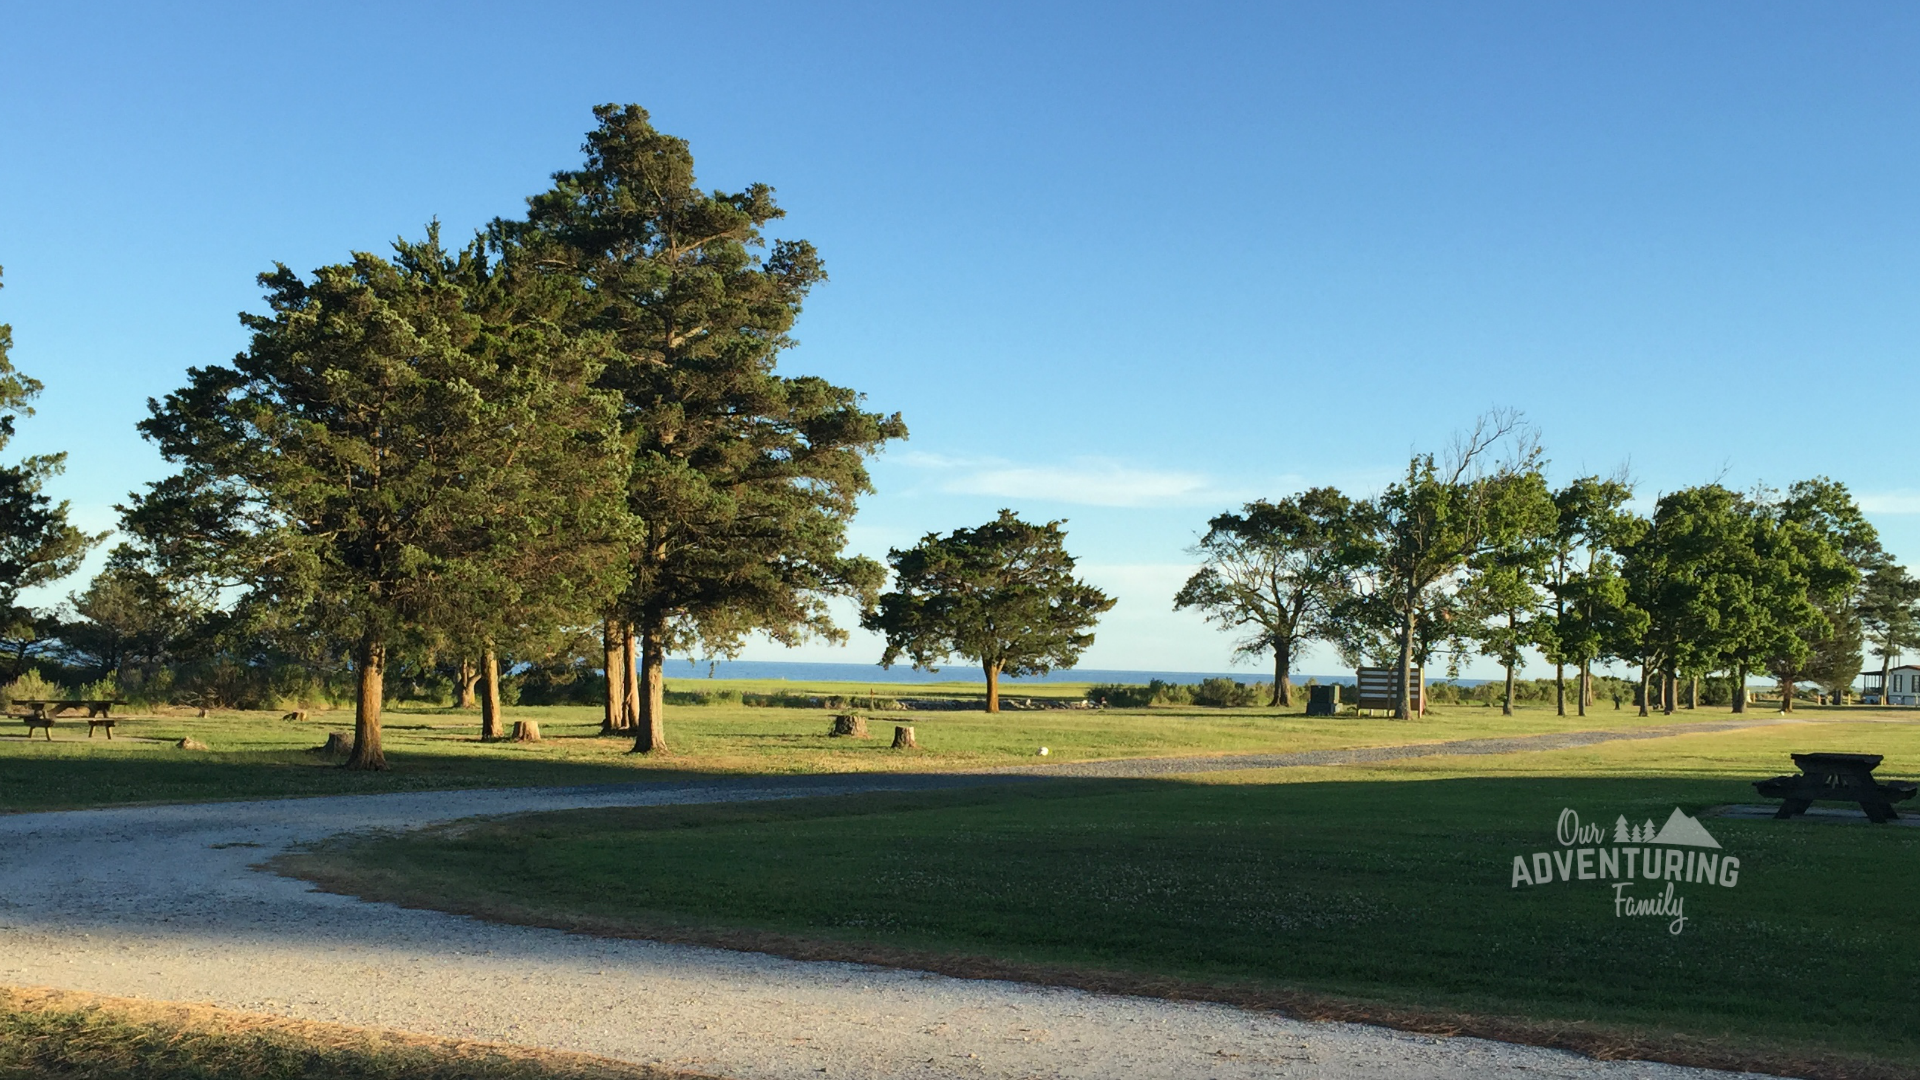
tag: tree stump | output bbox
[511,720,542,742]
[891,725,918,749]
[829,714,869,738]
[314,732,351,756]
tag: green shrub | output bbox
[77,675,121,701]
[1190,677,1260,707]
[1087,680,1210,707]
[664,688,744,706]
[742,690,823,708]
[1,669,67,705]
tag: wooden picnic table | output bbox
[1754,752,1917,823]
[10,699,130,739]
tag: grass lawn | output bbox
[280,717,1920,1078]
[0,677,1795,813]
[0,986,675,1079]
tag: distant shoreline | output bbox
[663,658,1493,687]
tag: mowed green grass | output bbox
[0,677,1776,812]
[282,719,1920,1072]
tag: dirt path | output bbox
[0,735,1779,1079]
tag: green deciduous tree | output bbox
[1625,485,1758,716]
[1174,488,1360,707]
[1459,468,1558,715]
[510,105,905,753]
[131,230,628,769]
[863,510,1114,713]
[1350,412,1541,719]
[1540,476,1643,716]
[0,266,103,645]
[1763,478,1877,712]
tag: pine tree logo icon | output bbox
[1614,815,1631,842]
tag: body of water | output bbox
[663,659,1376,686]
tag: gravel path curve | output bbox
[0,729,1782,1080]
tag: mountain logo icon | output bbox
[1650,807,1721,848]
[1610,807,1722,847]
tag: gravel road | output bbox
[0,731,1781,1080]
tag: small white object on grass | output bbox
[1037,747,1049,756]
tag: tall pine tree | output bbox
[131,231,628,768]
[509,105,905,753]
[0,266,101,656]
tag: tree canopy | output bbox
[864,510,1114,713]
[1174,488,1359,706]
[510,104,906,752]
[0,266,102,649]
[130,231,629,768]
[1348,412,1542,717]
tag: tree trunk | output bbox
[479,647,504,741]
[1555,663,1566,717]
[1780,676,1795,714]
[1502,660,1516,716]
[631,617,667,753]
[1396,606,1416,720]
[984,660,1002,714]
[1689,676,1699,709]
[1577,661,1588,718]
[1637,662,1651,718]
[1882,652,1893,706]
[455,658,478,710]
[1731,664,1747,714]
[345,635,388,771]
[1273,639,1293,707]
[623,630,641,731]
[602,618,625,734]
[1663,670,1676,716]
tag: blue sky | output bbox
[3,2,1917,677]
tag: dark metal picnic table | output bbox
[1754,752,1917,823]
[10,699,130,739]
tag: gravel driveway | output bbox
[0,735,1780,1080]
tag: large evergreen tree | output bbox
[509,105,905,753]
[131,231,627,768]
[1860,562,1920,700]
[0,266,102,648]
[864,511,1114,713]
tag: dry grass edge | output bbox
[0,984,717,1079]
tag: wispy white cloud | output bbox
[898,453,1238,508]
[948,462,1220,507]
[1860,490,1920,514]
